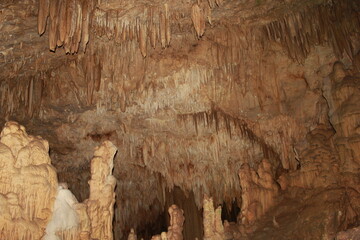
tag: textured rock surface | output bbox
[0,121,118,240]
[0,121,58,240]
[1,0,360,239]
[336,226,360,240]
[87,141,117,240]
[203,197,224,240]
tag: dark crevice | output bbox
[221,198,241,223]
[134,186,203,240]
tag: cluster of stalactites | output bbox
[0,72,46,120]
[38,0,95,53]
[191,0,226,38]
[89,0,226,57]
[263,0,360,62]
[93,4,171,58]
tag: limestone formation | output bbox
[336,226,360,240]
[43,183,80,240]
[87,141,117,240]
[128,228,137,240]
[278,125,339,190]
[1,0,360,239]
[203,196,225,240]
[167,204,185,240]
[326,61,360,172]
[150,204,184,240]
[0,121,58,240]
[238,159,278,227]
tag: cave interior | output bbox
[0,0,360,239]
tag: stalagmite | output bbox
[150,204,185,240]
[86,141,117,240]
[203,196,224,240]
[167,204,185,240]
[323,61,360,172]
[238,159,278,228]
[43,183,80,240]
[128,228,138,240]
[0,122,58,240]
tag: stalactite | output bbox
[159,11,167,48]
[90,4,174,57]
[38,0,50,35]
[178,107,281,166]
[139,24,147,57]
[38,0,96,53]
[165,4,171,47]
[263,0,360,62]
[48,0,59,51]
[191,4,205,38]
[81,1,91,52]
[59,0,67,44]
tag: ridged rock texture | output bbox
[1,0,360,239]
[0,121,57,240]
[0,121,118,240]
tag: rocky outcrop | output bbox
[336,226,360,240]
[238,159,278,228]
[203,196,225,240]
[325,60,360,172]
[86,141,117,240]
[0,121,58,240]
[0,121,118,240]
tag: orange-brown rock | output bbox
[238,159,278,228]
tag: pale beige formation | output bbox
[0,121,119,240]
[0,121,58,240]
[43,183,80,240]
[87,141,117,240]
[167,204,185,240]
[128,228,138,240]
[203,196,224,240]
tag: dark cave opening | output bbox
[136,210,169,240]
[221,198,241,223]
[135,186,203,240]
